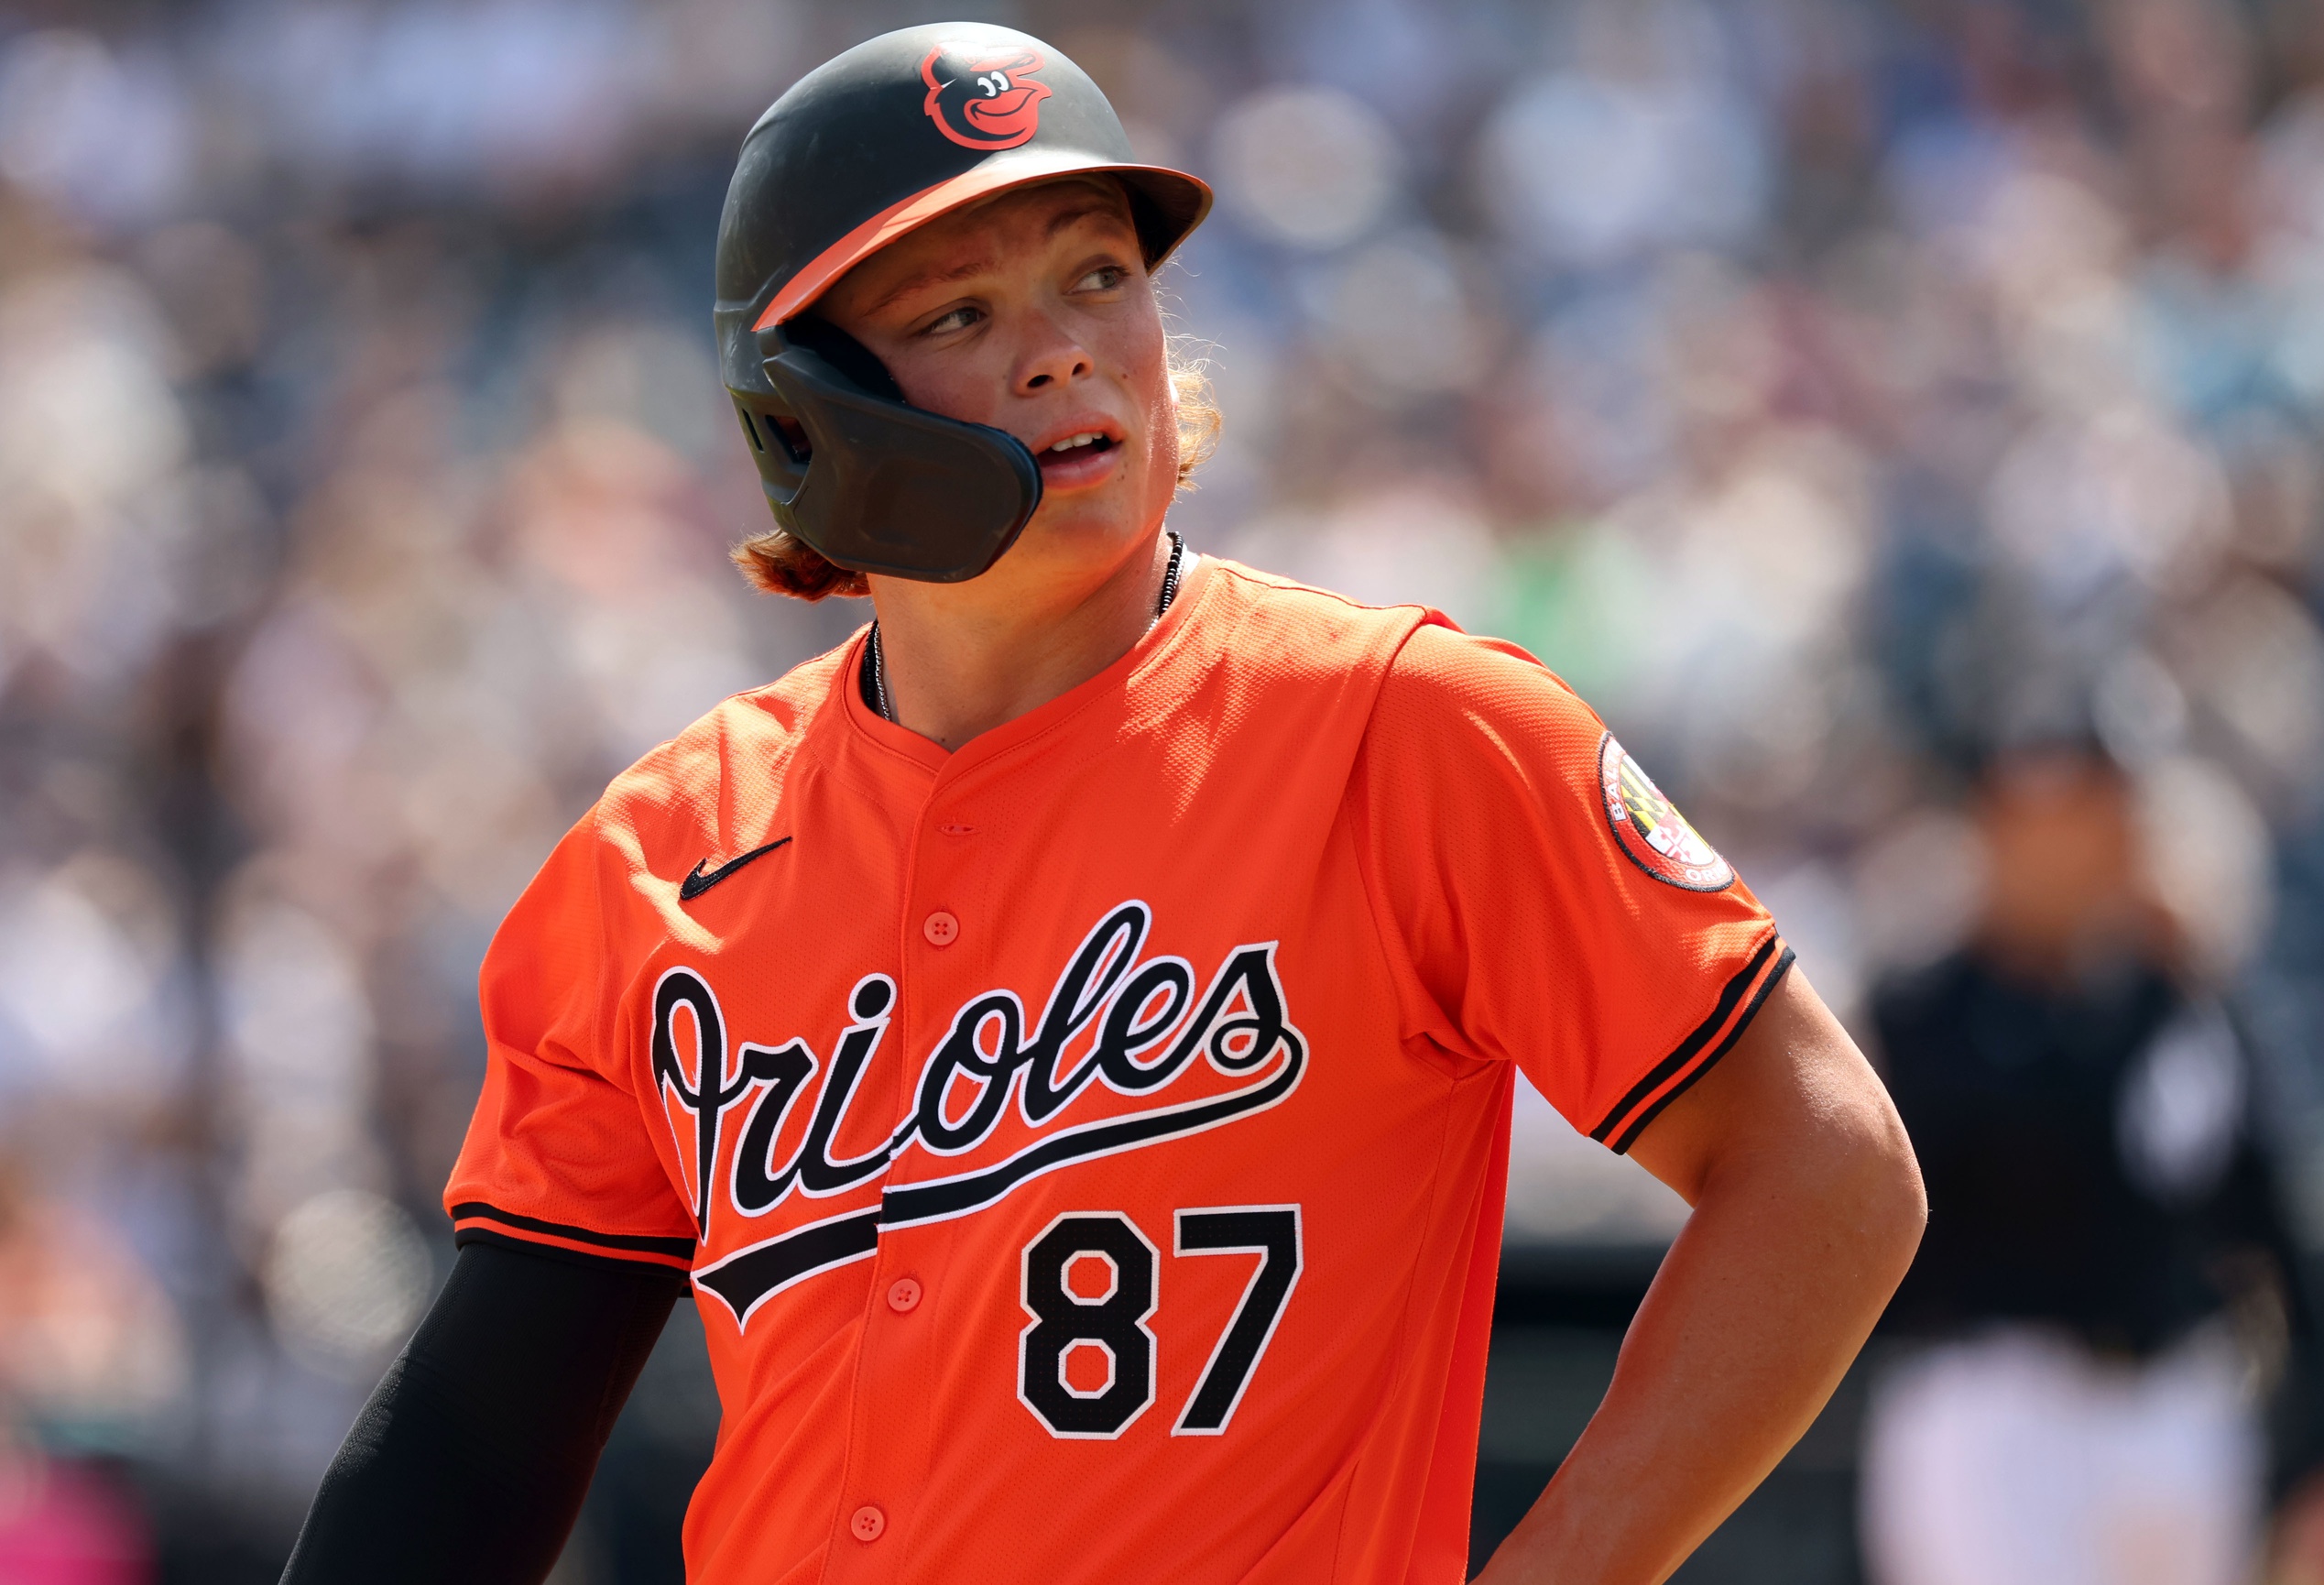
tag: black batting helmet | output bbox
[715,23,1212,585]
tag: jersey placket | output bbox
[824,753,999,1582]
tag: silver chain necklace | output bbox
[867,533,1184,725]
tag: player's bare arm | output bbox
[1473,973,1925,1584]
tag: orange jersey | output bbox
[446,557,1787,1585]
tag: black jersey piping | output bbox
[449,1201,696,1261]
[1588,935,1791,1153]
[1604,946,1794,1153]
[450,1225,693,1284]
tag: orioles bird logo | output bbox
[920,45,1052,150]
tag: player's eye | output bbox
[922,304,983,335]
[1072,265,1127,294]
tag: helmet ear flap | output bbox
[778,316,903,402]
[750,338,1043,583]
[732,393,811,501]
[732,318,899,509]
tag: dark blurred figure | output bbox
[1861,749,2293,1585]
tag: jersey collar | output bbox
[837,550,1217,778]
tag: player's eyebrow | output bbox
[865,201,1134,316]
[866,254,1000,315]
[1043,200,1128,239]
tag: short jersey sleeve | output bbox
[1354,622,1792,1153]
[442,807,695,1275]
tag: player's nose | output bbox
[1012,312,1093,394]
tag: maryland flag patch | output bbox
[1597,733,1734,892]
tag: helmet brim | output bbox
[752,150,1212,332]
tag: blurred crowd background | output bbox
[4,0,2324,1580]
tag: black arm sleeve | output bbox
[279,1240,683,1585]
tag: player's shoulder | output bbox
[1204,556,1430,629]
[1380,620,1587,712]
[1195,558,1446,677]
[1190,559,1598,740]
[593,637,856,850]
[1362,614,1608,777]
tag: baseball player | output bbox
[282,24,1923,1585]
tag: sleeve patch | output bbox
[1597,732,1734,892]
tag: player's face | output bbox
[818,179,1177,584]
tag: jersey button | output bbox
[887,1276,922,1314]
[850,1504,886,1543]
[922,910,959,947]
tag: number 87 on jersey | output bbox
[1018,1206,1301,1440]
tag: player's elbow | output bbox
[1821,1082,1926,1295]
[1736,1051,1926,1295]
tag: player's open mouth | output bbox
[1034,428,1122,486]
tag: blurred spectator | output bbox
[1860,746,2291,1585]
[0,1159,160,1584]
[0,1157,186,1443]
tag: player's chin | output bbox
[1016,482,1152,568]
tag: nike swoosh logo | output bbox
[680,838,791,902]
